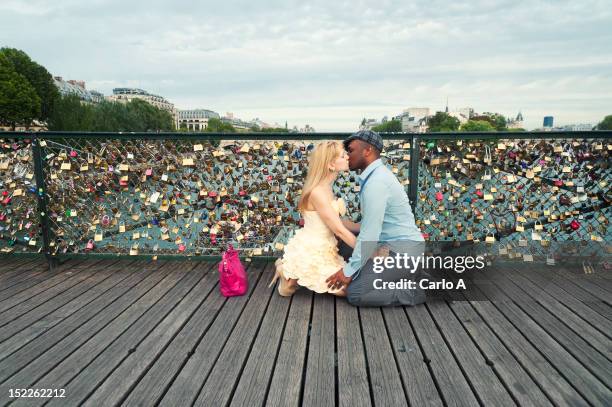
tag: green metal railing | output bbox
[0,130,610,268]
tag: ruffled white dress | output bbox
[275,198,347,293]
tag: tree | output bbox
[460,120,496,132]
[372,119,402,132]
[596,115,612,130]
[0,64,41,130]
[47,96,174,132]
[205,118,236,133]
[0,48,59,122]
[472,113,507,131]
[427,112,460,132]
[47,94,92,131]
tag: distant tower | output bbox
[516,111,524,122]
[445,97,449,113]
[285,121,287,130]
[543,116,554,128]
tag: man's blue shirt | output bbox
[343,158,424,277]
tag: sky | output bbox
[1,0,611,131]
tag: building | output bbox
[396,108,430,132]
[449,107,474,124]
[106,88,175,114]
[560,123,594,131]
[53,77,104,103]
[543,116,554,128]
[507,111,524,129]
[176,109,220,131]
[361,118,381,130]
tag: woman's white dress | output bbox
[275,198,347,293]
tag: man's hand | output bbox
[326,269,352,291]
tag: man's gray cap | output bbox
[343,130,384,152]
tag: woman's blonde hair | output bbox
[297,141,343,213]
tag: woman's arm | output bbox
[310,189,357,249]
[342,219,360,234]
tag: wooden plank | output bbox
[463,282,590,406]
[336,294,371,407]
[39,262,204,407]
[473,277,611,406]
[76,262,217,406]
[554,267,612,304]
[0,258,88,305]
[514,267,612,340]
[382,306,442,407]
[193,265,276,406]
[0,257,39,274]
[157,263,266,407]
[0,260,175,398]
[528,267,612,320]
[407,303,479,407]
[265,287,313,407]
[0,259,139,360]
[122,262,230,406]
[485,268,612,385]
[301,293,336,407]
[439,299,553,406]
[428,301,550,406]
[0,258,45,280]
[0,258,121,343]
[0,263,51,291]
[359,307,409,407]
[229,271,292,407]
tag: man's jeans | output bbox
[337,235,426,307]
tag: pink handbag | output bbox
[218,245,248,297]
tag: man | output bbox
[325,130,426,306]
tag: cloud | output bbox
[1,0,611,130]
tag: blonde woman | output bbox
[269,141,357,297]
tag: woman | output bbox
[269,141,357,297]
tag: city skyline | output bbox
[1,0,611,131]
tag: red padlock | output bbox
[422,233,430,240]
[209,191,218,198]
[0,213,6,221]
[70,150,78,157]
[145,168,153,176]
[239,190,247,196]
[475,190,483,198]
[86,240,94,250]
[178,244,186,252]
[554,180,563,187]
[2,197,11,205]
[570,220,580,231]
[435,191,443,201]
[1,191,8,197]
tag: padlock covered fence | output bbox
[0,131,610,266]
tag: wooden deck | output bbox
[0,257,610,406]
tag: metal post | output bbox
[32,136,57,270]
[408,135,420,213]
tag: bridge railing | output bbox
[0,130,610,267]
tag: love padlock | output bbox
[178,244,186,252]
[86,239,94,250]
[435,191,443,201]
[70,150,78,158]
[570,220,580,231]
